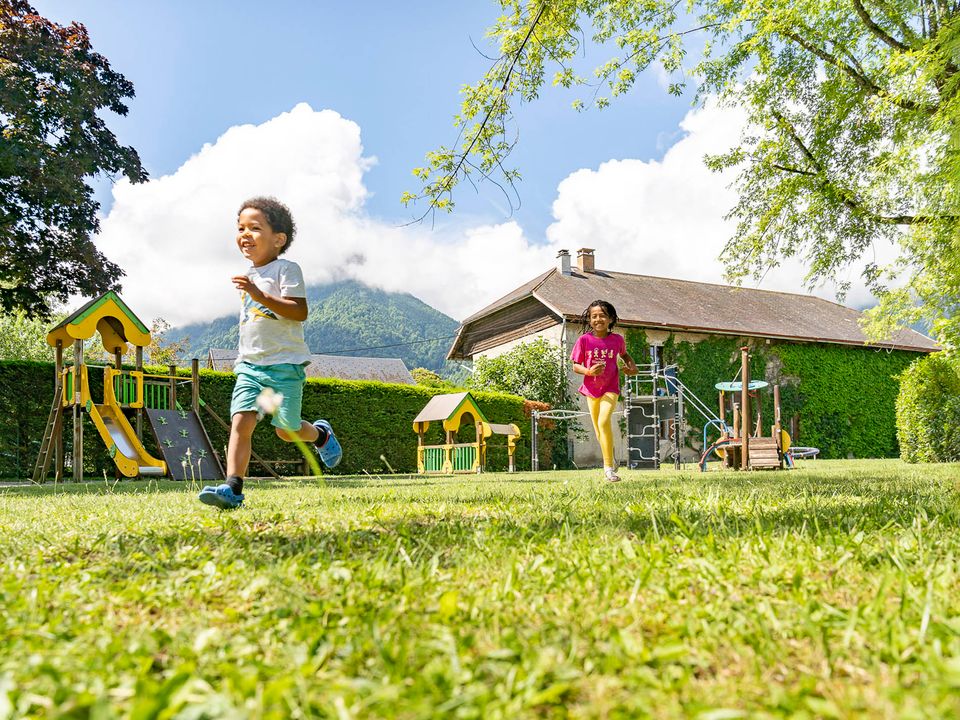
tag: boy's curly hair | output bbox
[238,196,297,253]
[578,299,619,334]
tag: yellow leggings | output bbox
[586,392,618,467]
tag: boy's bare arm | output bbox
[232,276,308,321]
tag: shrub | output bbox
[896,353,960,462]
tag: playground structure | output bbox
[32,292,225,483]
[699,347,792,471]
[530,355,713,471]
[413,392,520,474]
[531,346,809,472]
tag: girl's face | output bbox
[589,305,612,335]
[237,207,287,267]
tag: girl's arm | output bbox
[573,362,604,377]
[619,351,639,376]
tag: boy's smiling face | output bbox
[237,207,287,266]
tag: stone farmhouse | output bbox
[448,248,937,467]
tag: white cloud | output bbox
[544,99,899,308]
[95,103,551,326]
[93,100,895,335]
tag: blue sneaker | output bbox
[198,483,244,509]
[313,419,342,468]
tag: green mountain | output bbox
[170,280,461,372]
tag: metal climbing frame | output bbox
[529,358,729,471]
[622,362,683,469]
[529,407,625,471]
[626,360,731,470]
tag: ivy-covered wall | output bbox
[0,360,544,479]
[621,330,920,459]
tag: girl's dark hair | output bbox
[238,196,296,253]
[579,299,618,334]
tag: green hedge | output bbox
[774,343,917,459]
[1,361,541,480]
[619,333,920,459]
[896,353,960,463]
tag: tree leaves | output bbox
[0,1,146,317]
[412,0,960,345]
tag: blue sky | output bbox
[33,2,877,326]
[36,1,689,236]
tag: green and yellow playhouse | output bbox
[413,392,520,474]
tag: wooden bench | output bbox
[748,437,782,470]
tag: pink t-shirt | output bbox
[570,332,627,398]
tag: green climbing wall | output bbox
[145,408,224,482]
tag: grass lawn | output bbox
[2,459,960,718]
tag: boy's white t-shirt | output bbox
[236,258,311,367]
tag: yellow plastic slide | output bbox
[88,396,167,478]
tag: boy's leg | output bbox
[227,411,259,482]
[269,367,342,469]
[199,365,262,509]
[274,420,342,469]
[275,421,319,444]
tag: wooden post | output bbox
[476,418,483,473]
[740,346,750,470]
[169,364,177,410]
[113,350,122,407]
[191,358,200,413]
[136,346,143,441]
[774,384,783,456]
[446,429,454,473]
[416,426,424,474]
[531,413,539,472]
[73,339,83,483]
[55,340,64,481]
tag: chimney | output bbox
[557,249,571,275]
[576,247,595,273]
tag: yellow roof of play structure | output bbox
[413,392,489,433]
[46,291,151,354]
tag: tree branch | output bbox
[782,29,938,114]
[868,0,923,44]
[770,163,817,176]
[771,110,954,225]
[851,0,913,51]
[411,2,549,219]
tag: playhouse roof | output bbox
[46,291,151,354]
[449,264,939,358]
[413,392,488,424]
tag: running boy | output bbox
[570,299,638,482]
[199,197,341,509]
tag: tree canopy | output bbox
[408,0,960,346]
[0,0,146,317]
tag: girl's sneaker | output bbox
[312,419,342,468]
[604,467,622,483]
[198,483,244,509]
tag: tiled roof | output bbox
[207,349,415,384]
[454,268,938,353]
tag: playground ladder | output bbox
[32,380,63,484]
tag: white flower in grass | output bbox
[256,387,284,415]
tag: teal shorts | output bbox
[231,361,306,431]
